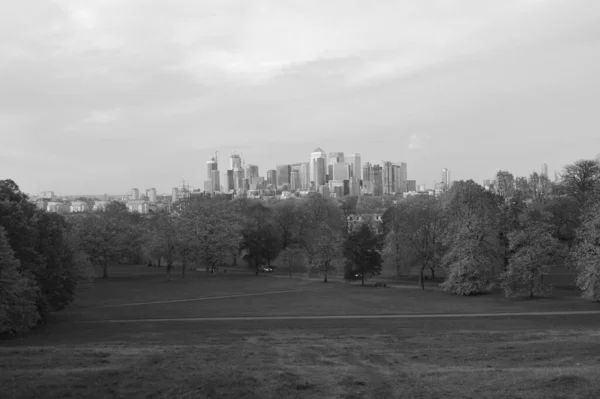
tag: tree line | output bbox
[2,157,599,334]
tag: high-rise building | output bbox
[299,162,310,190]
[171,187,178,202]
[442,168,451,189]
[246,164,259,179]
[131,188,139,200]
[207,157,218,180]
[382,162,394,195]
[333,162,351,180]
[229,153,242,170]
[211,170,220,193]
[148,188,157,202]
[328,152,344,164]
[276,164,291,188]
[407,180,417,192]
[233,168,244,192]
[309,148,327,189]
[290,170,301,191]
[362,162,372,183]
[346,153,361,180]
[541,163,548,178]
[372,165,383,196]
[226,170,234,192]
[266,169,277,187]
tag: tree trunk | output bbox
[158,257,161,267]
[103,259,109,279]
[324,265,328,283]
[430,267,435,280]
[233,252,237,266]
[361,274,365,287]
[289,265,292,278]
[418,268,425,290]
[182,262,186,279]
[167,263,171,282]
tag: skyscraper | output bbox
[226,170,234,192]
[442,168,451,189]
[382,161,394,195]
[246,164,259,179]
[333,162,351,180]
[541,163,548,178]
[131,188,139,200]
[309,148,327,189]
[372,165,383,196]
[207,157,218,180]
[266,169,277,187]
[233,168,244,192]
[211,170,220,193]
[148,188,157,202]
[346,153,361,180]
[276,164,291,188]
[290,170,301,191]
[362,162,372,183]
[229,153,242,170]
[171,187,178,203]
[299,162,310,190]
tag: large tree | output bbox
[494,171,515,200]
[311,224,343,283]
[181,199,243,275]
[344,224,383,287]
[439,180,503,295]
[570,202,600,302]
[0,226,40,335]
[501,208,556,298]
[559,159,600,206]
[382,202,411,279]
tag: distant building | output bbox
[407,180,417,192]
[318,184,330,198]
[70,200,89,213]
[266,169,277,186]
[290,170,301,191]
[47,202,69,213]
[127,199,148,214]
[211,170,220,193]
[93,200,111,211]
[299,162,310,190]
[233,168,244,193]
[441,168,451,189]
[371,165,383,196]
[148,188,157,203]
[206,157,218,180]
[131,188,139,200]
[346,153,361,180]
[226,170,235,192]
[229,153,242,170]
[171,187,179,203]
[417,184,426,192]
[276,164,291,189]
[310,148,327,189]
[347,213,383,235]
[246,164,259,179]
[39,191,55,200]
[333,162,351,180]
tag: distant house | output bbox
[70,200,90,213]
[347,213,383,234]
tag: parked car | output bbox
[259,266,273,273]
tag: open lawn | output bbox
[2,266,600,398]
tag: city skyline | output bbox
[2,1,599,194]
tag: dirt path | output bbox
[76,310,600,323]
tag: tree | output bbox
[559,159,600,206]
[278,246,305,278]
[570,202,600,302]
[77,213,128,278]
[405,197,444,289]
[501,208,556,298]
[148,214,179,280]
[181,200,243,276]
[344,224,383,286]
[494,171,515,200]
[439,180,503,295]
[527,172,553,203]
[0,226,40,335]
[312,225,343,283]
[382,202,411,278]
[272,200,298,250]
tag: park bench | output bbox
[374,282,387,288]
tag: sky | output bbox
[1,0,599,195]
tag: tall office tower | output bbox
[276,164,291,188]
[392,162,408,193]
[233,168,244,192]
[541,163,548,178]
[172,187,178,202]
[131,188,139,200]
[382,161,394,195]
[333,162,351,180]
[211,170,220,193]
[407,180,417,192]
[362,162,372,183]
[299,162,310,190]
[346,153,361,180]
[309,148,327,189]
[229,153,242,170]
[148,188,157,202]
[442,168,451,189]
[266,169,277,187]
[372,165,383,196]
[226,170,234,191]
[327,152,344,180]
[399,162,408,191]
[290,170,301,191]
[206,157,218,180]
[246,164,259,179]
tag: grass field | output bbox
[2,265,599,399]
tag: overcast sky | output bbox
[1,0,599,195]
